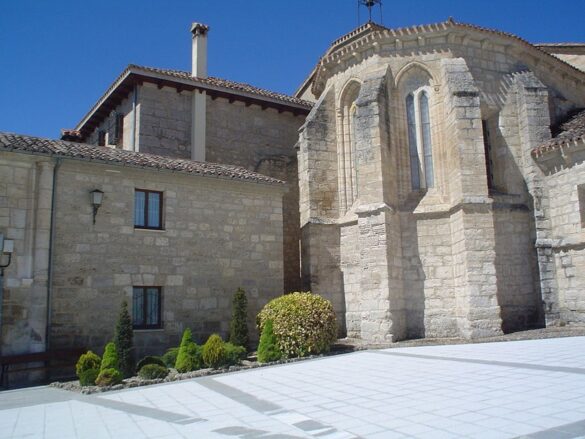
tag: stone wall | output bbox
[45,160,285,357]
[0,153,53,356]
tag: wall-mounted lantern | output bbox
[90,189,104,225]
[0,234,14,271]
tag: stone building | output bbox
[295,19,585,342]
[1,18,585,375]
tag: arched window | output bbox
[406,89,434,189]
[338,81,361,213]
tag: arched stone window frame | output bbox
[336,79,362,214]
[395,63,438,193]
[406,85,434,189]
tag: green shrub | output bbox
[136,356,165,373]
[162,347,179,368]
[115,300,135,378]
[76,351,101,378]
[101,342,119,371]
[257,292,337,358]
[229,288,249,349]
[95,368,123,387]
[257,320,282,363]
[202,334,226,369]
[78,368,99,386]
[138,364,169,380]
[224,342,247,366]
[175,329,203,373]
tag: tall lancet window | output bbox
[406,89,434,189]
[337,81,361,213]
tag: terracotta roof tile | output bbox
[129,65,312,107]
[0,132,284,185]
[532,109,585,156]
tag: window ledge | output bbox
[134,228,166,232]
[133,328,165,333]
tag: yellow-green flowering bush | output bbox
[257,292,337,358]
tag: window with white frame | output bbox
[406,88,434,190]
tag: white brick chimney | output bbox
[191,23,209,78]
[190,22,209,161]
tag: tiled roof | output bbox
[0,132,284,185]
[129,65,312,107]
[532,109,585,156]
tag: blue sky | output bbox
[1,0,584,139]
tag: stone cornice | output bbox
[308,19,585,99]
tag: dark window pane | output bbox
[146,288,160,326]
[148,193,160,228]
[134,191,145,227]
[132,288,144,326]
[420,92,434,188]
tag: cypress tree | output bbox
[229,288,249,349]
[115,300,135,378]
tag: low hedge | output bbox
[138,364,169,380]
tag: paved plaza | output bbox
[2,337,585,438]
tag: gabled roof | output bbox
[532,109,585,157]
[299,18,585,98]
[73,64,313,141]
[0,132,284,185]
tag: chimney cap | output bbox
[191,23,210,36]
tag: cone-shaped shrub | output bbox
[229,288,249,349]
[175,329,203,372]
[257,292,337,358]
[100,342,119,371]
[115,300,134,378]
[202,334,226,369]
[257,320,282,363]
[76,350,101,386]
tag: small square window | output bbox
[134,189,163,229]
[132,286,162,329]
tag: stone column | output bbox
[440,58,503,338]
[513,72,557,325]
[352,69,406,342]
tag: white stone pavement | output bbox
[2,337,585,438]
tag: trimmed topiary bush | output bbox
[257,292,337,358]
[175,329,203,373]
[78,368,99,387]
[229,288,249,349]
[162,347,179,368]
[202,334,226,369]
[76,350,101,379]
[101,342,119,371]
[138,364,169,380]
[115,300,135,378]
[136,356,165,373]
[224,342,247,366]
[95,368,123,387]
[257,320,282,363]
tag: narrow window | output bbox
[406,93,421,189]
[115,113,124,147]
[579,185,585,228]
[482,120,494,191]
[134,189,163,229]
[132,287,162,329]
[98,130,106,146]
[420,92,434,188]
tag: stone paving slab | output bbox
[2,337,585,438]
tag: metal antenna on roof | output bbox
[358,0,382,24]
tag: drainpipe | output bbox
[131,85,138,152]
[45,158,62,352]
[0,253,12,356]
